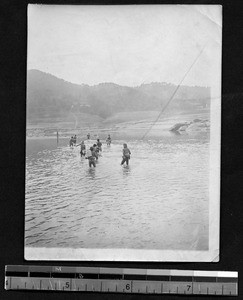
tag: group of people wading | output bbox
[69,134,131,167]
[69,134,77,147]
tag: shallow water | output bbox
[25,132,209,250]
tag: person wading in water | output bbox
[76,141,86,157]
[121,143,131,166]
[86,146,96,167]
[97,139,102,152]
[69,136,74,147]
[93,144,99,160]
[106,134,111,146]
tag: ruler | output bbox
[5,265,238,296]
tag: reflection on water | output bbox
[25,133,209,250]
[122,165,131,177]
[86,168,96,180]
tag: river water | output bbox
[25,131,209,251]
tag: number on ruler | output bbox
[65,282,70,289]
[187,285,191,291]
[126,284,130,290]
[78,273,83,279]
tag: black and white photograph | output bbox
[25,5,221,261]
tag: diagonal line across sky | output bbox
[141,44,208,140]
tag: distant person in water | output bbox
[93,144,99,160]
[121,143,131,166]
[73,135,77,144]
[86,146,96,167]
[106,134,111,145]
[87,133,90,140]
[69,136,74,147]
[76,141,86,157]
[97,139,102,152]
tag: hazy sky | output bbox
[28,5,221,87]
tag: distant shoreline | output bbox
[27,110,210,138]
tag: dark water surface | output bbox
[25,132,209,250]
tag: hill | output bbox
[27,70,210,123]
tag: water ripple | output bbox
[25,135,209,250]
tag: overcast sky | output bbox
[28,5,221,87]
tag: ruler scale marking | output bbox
[4,265,238,296]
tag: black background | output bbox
[0,0,242,299]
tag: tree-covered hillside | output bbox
[27,69,210,121]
